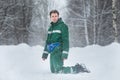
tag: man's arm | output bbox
[61,24,69,59]
[42,34,49,60]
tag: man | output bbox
[42,10,89,74]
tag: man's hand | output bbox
[42,58,46,61]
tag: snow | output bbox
[0,43,120,80]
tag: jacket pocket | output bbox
[52,46,62,54]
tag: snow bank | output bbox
[0,43,120,80]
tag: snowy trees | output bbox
[67,0,120,47]
[28,0,48,46]
[115,0,120,43]
[0,0,33,45]
[95,0,114,46]
[0,0,120,47]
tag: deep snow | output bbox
[0,43,120,80]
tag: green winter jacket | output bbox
[42,18,69,59]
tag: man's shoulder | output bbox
[59,23,68,29]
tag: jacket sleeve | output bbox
[61,24,69,59]
[42,34,49,59]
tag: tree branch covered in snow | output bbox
[0,0,120,47]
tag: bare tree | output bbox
[115,0,120,43]
[112,0,118,42]
[0,0,33,45]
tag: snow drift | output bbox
[0,43,120,80]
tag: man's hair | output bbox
[49,10,59,16]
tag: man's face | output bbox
[50,13,59,23]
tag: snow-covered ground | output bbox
[0,43,120,80]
